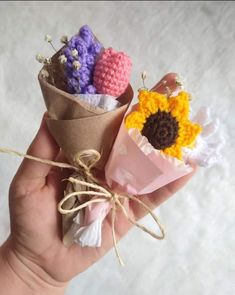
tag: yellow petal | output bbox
[139,90,168,118]
[125,111,146,131]
[177,120,202,147]
[163,144,182,160]
[169,91,190,121]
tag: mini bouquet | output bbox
[37,25,134,249]
[0,25,223,265]
[107,74,224,195]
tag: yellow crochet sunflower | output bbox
[125,90,202,160]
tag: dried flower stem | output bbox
[48,41,57,52]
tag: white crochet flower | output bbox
[183,107,224,167]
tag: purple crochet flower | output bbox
[83,85,97,94]
[79,72,90,88]
[89,42,103,55]
[61,52,72,66]
[75,37,87,56]
[72,69,80,78]
[67,36,77,48]
[79,65,91,76]
[62,25,103,94]
[79,25,94,47]
[85,55,96,70]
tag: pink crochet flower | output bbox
[93,48,132,97]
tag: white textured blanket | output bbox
[0,2,234,294]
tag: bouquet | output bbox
[0,25,223,264]
[37,25,134,250]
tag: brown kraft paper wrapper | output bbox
[38,67,134,241]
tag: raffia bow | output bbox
[0,147,165,265]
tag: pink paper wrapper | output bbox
[105,105,193,195]
[79,104,193,246]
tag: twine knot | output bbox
[58,149,165,265]
[0,147,165,266]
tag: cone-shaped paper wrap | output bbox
[38,69,134,169]
[38,66,133,244]
[105,115,193,196]
[105,73,193,194]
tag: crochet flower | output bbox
[125,90,202,160]
[62,25,103,94]
[93,48,132,97]
[183,107,224,166]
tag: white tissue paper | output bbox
[74,94,120,111]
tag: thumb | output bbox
[12,114,59,190]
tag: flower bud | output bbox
[60,35,68,44]
[44,34,52,42]
[59,55,67,64]
[41,69,49,78]
[35,53,45,63]
[72,49,78,57]
[73,60,81,70]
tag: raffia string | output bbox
[0,147,80,171]
[0,147,165,266]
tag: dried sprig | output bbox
[138,71,148,92]
[73,60,81,70]
[36,53,45,63]
[41,69,49,78]
[44,34,57,52]
[44,57,51,65]
[60,35,68,44]
[141,71,148,89]
[71,49,78,57]
[58,54,67,64]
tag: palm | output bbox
[7,116,195,283]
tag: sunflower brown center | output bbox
[141,111,179,150]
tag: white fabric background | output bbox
[0,1,234,294]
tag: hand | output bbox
[0,115,195,294]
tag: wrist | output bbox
[0,239,67,295]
